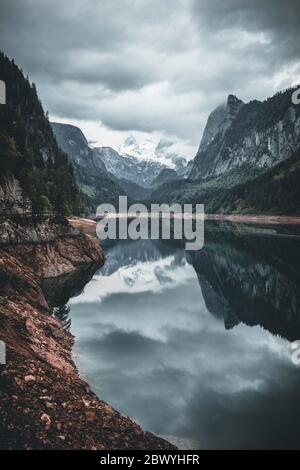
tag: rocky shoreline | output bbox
[0,220,175,450]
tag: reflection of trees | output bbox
[187,222,300,341]
[52,304,71,331]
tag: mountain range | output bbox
[119,135,188,176]
[1,50,299,216]
[93,144,171,187]
[51,122,189,206]
[51,122,181,206]
[153,87,300,214]
[191,91,300,182]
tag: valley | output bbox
[51,85,300,217]
[0,48,300,451]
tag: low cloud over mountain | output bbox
[1,0,299,159]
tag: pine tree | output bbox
[52,304,71,331]
[0,52,82,217]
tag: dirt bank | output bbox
[68,217,97,237]
[0,224,175,450]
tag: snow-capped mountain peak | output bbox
[119,135,157,161]
[118,135,189,177]
[93,146,171,187]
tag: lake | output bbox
[48,221,300,449]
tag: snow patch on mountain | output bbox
[118,135,188,175]
[93,146,169,187]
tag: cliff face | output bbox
[197,96,243,154]
[152,168,178,187]
[51,122,127,210]
[152,87,300,214]
[0,218,104,278]
[0,176,29,214]
[51,123,107,175]
[0,228,174,450]
[191,88,300,181]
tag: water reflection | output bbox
[188,222,300,341]
[47,223,300,449]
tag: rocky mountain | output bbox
[170,155,189,177]
[153,146,300,214]
[51,123,107,175]
[197,97,240,153]
[52,123,178,203]
[190,88,300,181]
[0,52,80,215]
[153,87,300,214]
[119,135,188,178]
[93,145,170,187]
[51,123,127,209]
[119,135,154,160]
[202,147,300,214]
[152,168,178,187]
[117,178,152,201]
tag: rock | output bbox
[0,231,175,451]
[191,88,300,181]
[40,413,51,428]
[14,377,22,387]
[24,375,36,382]
[50,327,65,340]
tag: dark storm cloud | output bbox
[0,0,160,90]
[185,356,300,450]
[0,0,299,148]
[192,0,300,60]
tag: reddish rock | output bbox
[0,228,175,450]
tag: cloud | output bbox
[69,239,298,448]
[155,139,173,152]
[0,0,299,155]
[191,0,300,59]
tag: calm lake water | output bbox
[48,222,300,449]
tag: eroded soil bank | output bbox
[0,221,175,450]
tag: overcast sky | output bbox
[0,0,299,159]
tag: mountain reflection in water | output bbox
[46,222,300,449]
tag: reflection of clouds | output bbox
[70,241,299,449]
[184,355,300,449]
[71,280,205,342]
[70,255,196,305]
